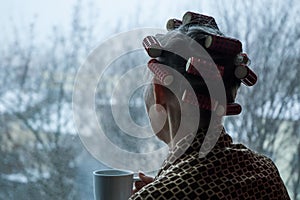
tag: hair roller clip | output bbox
[186,57,224,80]
[181,90,198,106]
[166,19,182,31]
[234,65,257,86]
[143,36,163,58]
[182,11,219,30]
[147,59,173,85]
[205,35,242,56]
[235,53,251,66]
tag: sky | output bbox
[1,0,298,43]
[0,0,83,41]
[0,0,212,43]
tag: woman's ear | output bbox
[153,83,166,105]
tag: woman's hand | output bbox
[132,172,154,194]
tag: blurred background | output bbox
[0,0,299,199]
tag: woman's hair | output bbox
[143,12,257,116]
[156,23,241,104]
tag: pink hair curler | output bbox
[216,103,242,116]
[226,103,242,115]
[205,35,242,56]
[186,57,224,80]
[182,90,242,116]
[143,36,163,58]
[182,11,219,30]
[234,65,257,86]
[182,90,219,111]
[147,59,174,85]
[166,19,182,31]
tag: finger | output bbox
[139,173,154,184]
[132,186,143,195]
[132,188,138,195]
[134,181,146,190]
[138,171,145,176]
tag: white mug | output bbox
[93,169,134,200]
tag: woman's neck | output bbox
[168,114,223,149]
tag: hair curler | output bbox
[182,90,219,111]
[186,57,224,80]
[182,11,219,30]
[182,90,242,116]
[143,36,163,58]
[147,59,174,85]
[166,19,182,31]
[205,35,242,56]
[226,103,242,115]
[234,65,257,86]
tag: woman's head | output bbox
[143,11,257,143]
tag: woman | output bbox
[130,11,290,199]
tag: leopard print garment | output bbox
[129,128,290,200]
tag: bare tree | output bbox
[211,0,300,198]
[0,1,98,199]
